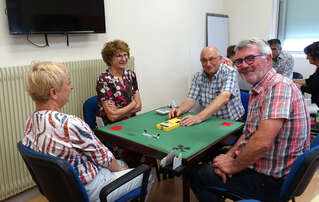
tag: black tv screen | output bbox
[6,0,106,35]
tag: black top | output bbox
[302,67,319,107]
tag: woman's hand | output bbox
[293,79,305,88]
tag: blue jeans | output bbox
[190,163,283,202]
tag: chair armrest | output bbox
[99,164,151,202]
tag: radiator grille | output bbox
[0,58,134,200]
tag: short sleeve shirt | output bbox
[96,69,139,125]
[187,63,244,120]
[272,51,294,78]
[238,68,310,178]
[22,110,114,185]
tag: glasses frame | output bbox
[233,54,264,67]
[114,53,129,59]
[200,56,220,64]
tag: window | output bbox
[277,0,319,52]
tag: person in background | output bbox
[267,38,294,78]
[225,44,252,92]
[23,61,153,202]
[168,46,244,126]
[96,40,146,168]
[294,41,319,107]
[223,45,236,67]
[190,38,310,202]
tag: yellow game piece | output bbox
[156,118,181,131]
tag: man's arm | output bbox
[179,91,231,126]
[168,98,195,119]
[197,91,231,121]
[213,119,284,174]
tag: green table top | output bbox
[97,108,244,159]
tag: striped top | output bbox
[238,68,310,178]
[22,110,113,185]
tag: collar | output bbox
[201,63,223,80]
[251,68,276,95]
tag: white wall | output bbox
[1,0,315,113]
[0,0,226,112]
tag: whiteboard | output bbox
[206,13,229,57]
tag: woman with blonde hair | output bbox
[23,61,153,202]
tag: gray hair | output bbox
[235,38,272,55]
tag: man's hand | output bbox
[168,108,181,119]
[213,154,236,176]
[214,167,228,183]
[180,114,203,126]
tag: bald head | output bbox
[201,46,220,57]
[200,46,223,77]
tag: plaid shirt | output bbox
[272,50,294,78]
[23,110,114,185]
[187,63,244,120]
[238,68,310,178]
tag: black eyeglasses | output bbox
[233,54,264,66]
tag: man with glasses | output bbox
[268,38,294,78]
[190,38,310,202]
[168,46,244,126]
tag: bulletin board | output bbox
[206,13,229,57]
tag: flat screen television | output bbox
[5,0,106,35]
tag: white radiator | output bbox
[0,58,134,200]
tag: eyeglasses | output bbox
[233,54,264,66]
[114,53,129,59]
[200,56,220,64]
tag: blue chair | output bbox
[83,96,113,150]
[240,90,250,122]
[83,96,99,130]
[311,134,319,148]
[208,143,319,202]
[17,141,151,202]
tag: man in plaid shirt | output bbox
[168,46,244,126]
[190,38,310,202]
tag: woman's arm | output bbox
[107,158,127,172]
[102,99,136,122]
[131,92,142,113]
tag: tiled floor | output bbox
[7,169,319,202]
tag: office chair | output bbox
[207,142,319,202]
[240,90,250,122]
[311,134,319,149]
[83,95,114,150]
[17,141,151,202]
[83,96,99,130]
[293,72,303,79]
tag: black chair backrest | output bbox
[280,145,319,202]
[293,72,303,79]
[17,141,89,202]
